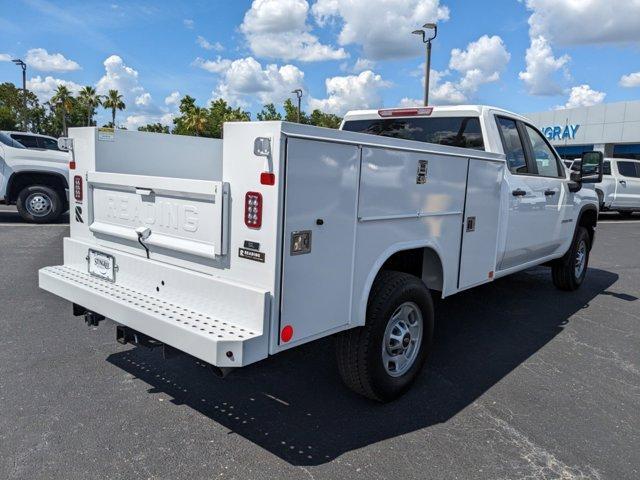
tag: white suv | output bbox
[566,158,640,216]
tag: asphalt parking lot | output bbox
[1,206,638,480]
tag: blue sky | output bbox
[1,0,639,129]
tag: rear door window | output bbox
[341,116,484,150]
[39,137,60,150]
[11,134,40,149]
[617,161,640,178]
[496,117,528,174]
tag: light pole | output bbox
[291,89,303,123]
[412,23,437,106]
[12,59,27,131]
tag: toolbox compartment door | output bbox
[87,171,228,266]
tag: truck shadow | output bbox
[0,207,69,224]
[107,266,618,466]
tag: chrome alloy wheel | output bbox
[25,192,53,217]
[574,239,587,278]
[382,301,423,377]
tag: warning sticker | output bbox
[98,127,115,142]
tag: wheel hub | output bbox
[574,240,586,278]
[382,302,423,377]
[25,193,52,217]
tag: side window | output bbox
[617,161,640,178]
[11,134,39,149]
[523,125,560,177]
[40,137,60,150]
[496,117,527,174]
[603,161,611,175]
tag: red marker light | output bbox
[260,172,275,185]
[281,325,293,343]
[69,160,76,170]
[378,107,433,117]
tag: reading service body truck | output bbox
[39,106,603,401]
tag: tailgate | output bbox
[87,171,229,264]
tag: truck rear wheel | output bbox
[335,271,434,402]
[552,226,590,291]
[16,185,64,224]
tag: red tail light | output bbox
[69,160,76,170]
[73,175,83,201]
[244,192,262,229]
[378,107,433,117]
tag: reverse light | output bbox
[73,175,83,201]
[244,191,263,229]
[378,107,433,117]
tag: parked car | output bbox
[6,131,65,151]
[0,131,70,223]
[564,157,640,216]
[39,106,603,402]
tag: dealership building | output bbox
[524,100,640,160]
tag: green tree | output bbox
[185,106,210,137]
[50,85,74,136]
[207,98,250,138]
[309,109,342,129]
[172,95,198,135]
[77,86,102,126]
[138,123,170,133]
[283,98,309,124]
[0,82,43,131]
[256,103,282,121]
[102,89,126,128]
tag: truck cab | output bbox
[0,131,70,223]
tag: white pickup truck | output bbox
[38,105,603,401]
[0,131,70,223]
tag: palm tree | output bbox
[185,106,209,136]
[102,89,126,128]
[50,85,74,136]
[78,86,102,126]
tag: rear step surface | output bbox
[39,265,268,367]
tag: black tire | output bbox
[552,227,590,291]
[16,185,64,224]
[335,271,434,402]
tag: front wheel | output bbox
[552,227,590,291]
[335,271,434,402]
[16,185,64,224]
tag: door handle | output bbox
[135,187,154,196]
[544,189,556,196]
[619,180,626,186]
[512,189,526,197]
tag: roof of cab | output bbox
[342,105,531,123]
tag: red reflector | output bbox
[378,107,433,117]
[244,191,263,229]
[260,172,275,185]
[69,160,76,170]
[281,325,293,343]
[73,175,83,201]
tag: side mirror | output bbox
[57,137,73,151]
[580,151,603,184]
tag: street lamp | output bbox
[12,59,27,131]
[291,89,303,123]
[412,23,438,106]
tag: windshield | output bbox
[0,132,26,149]
[341,116,484,150]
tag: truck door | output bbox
[496,117,565,270]
[614,160,640,207]
[279,138,360,347]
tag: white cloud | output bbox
[135,92,152,106]
[96,55,143,102]
[25,48,80,72]
[210,56,305,107]
[449,35,510,94]
[518,35,570,96]
[196,36,223,51]
[525,0,640,46]
[620,72,640,88]
[0,53,11,62]
[164,91,181,105]
[26,75,82,101]
[312,0,449,60]
[560,84,606,109]
[183,19,194,29]
[308,70,390,115]
[193,56,233,74]
[350,58,376,73]
[241,0,347,62]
